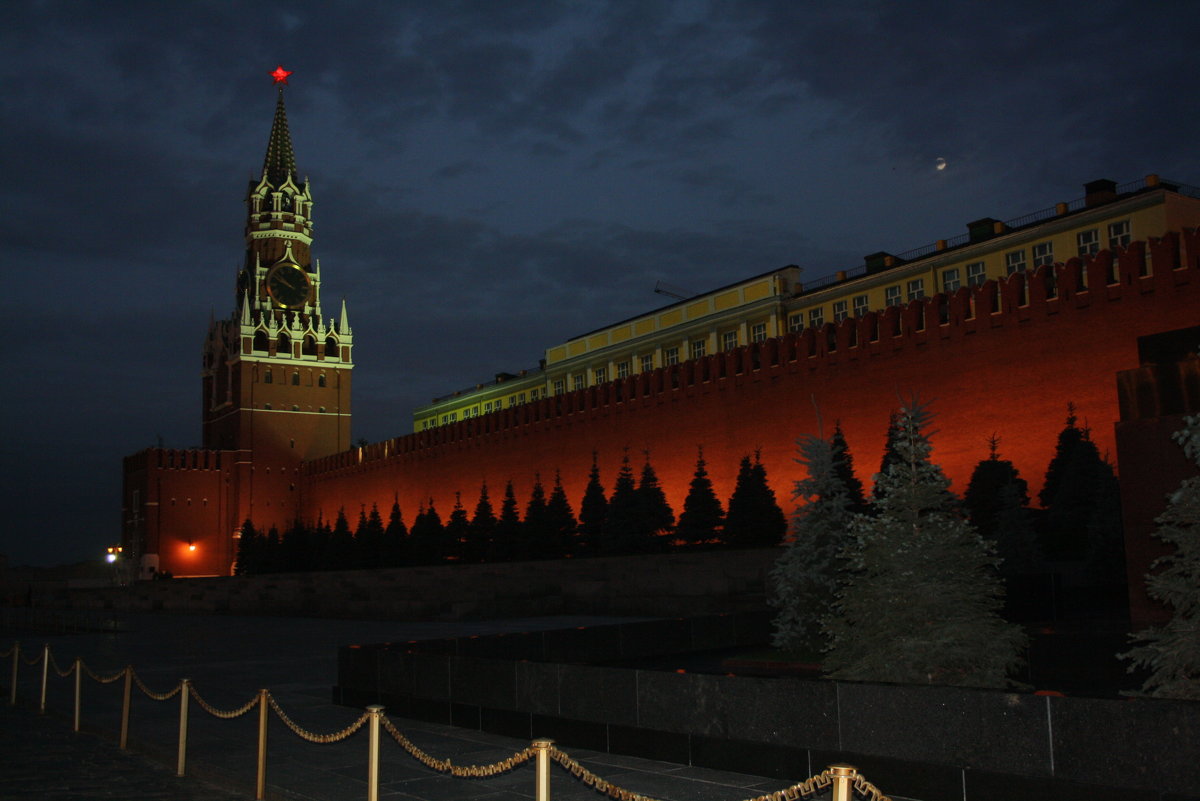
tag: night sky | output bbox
[2,1,1196,567]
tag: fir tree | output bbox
[577,454,608,555]
[770,435,857,651]
[675,449,724,547]
[546,471,578,557]
[444,493,470,562]
[874,411,903,500]
[722,452,787,547]
[383,500,408,567]
[277,519,308,573]
[355,504,386,568]
[602,452,640,554]
[492,481,522,561]
[964,437,1039,575]
[465,483,496,563]
[326,509,354,570]
[522,475,552,558]
[1122,414,1200,699]
[262,526,282,573]
[831,422,869,514]
[408,499,445,564]
[825,400,1026,687]
[1039,405,1124,568]
[235,519,262,575]
[636,454,674,552]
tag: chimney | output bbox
[864,252,900,274]
[967,217,999,244]
[1084,179,1117,208]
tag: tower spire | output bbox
[262,82,298,187]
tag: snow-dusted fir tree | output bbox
[1122,414,1200,700]
[770,434,857,651]
[824,400,1025,687]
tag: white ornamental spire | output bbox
[241,290,252,325]
[339,298,351,335]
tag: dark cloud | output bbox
[0,0,1194,565]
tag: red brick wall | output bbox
[300,234,1199,537]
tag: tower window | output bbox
[264,403,272,410]
[324,336,338,359]
[278,332,291,355]
[291,373,300,386]
[318,375,326,387]
[303,335,318,356]
[253,331,269,352]
[264,369,273,384]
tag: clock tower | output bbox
[201,77,353,529]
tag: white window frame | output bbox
[853,294,869,317]
[885,286,902,307]
[1005,250,1026,274]
[966,262,987,287]
[1077,229,1100,256]
[722,331,738,351]
[809,308,824,328]
[833,300,848,323]
[1108,220,1131,249]
[942,268,961,293]
[1032,241,1054,268]
[906,279,925,301]
[664,347,679,366]
[750,323,767,343]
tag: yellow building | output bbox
[414,175,1200,431]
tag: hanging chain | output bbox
[47,651,75,678]
[380,714,537,776]
[0,644,14,658]
[130,669,183,701]
[188,684,261,719]
[21,649,43,666]
[852,773,892,801]
[267,692,370,743]
[83,661,127,684]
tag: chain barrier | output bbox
[852,774,891,801]
[83,661,127,684]
[267,692,370,743]
[380,713,537,776]
[130,668,183,701]
[7,640,893,801]
[20,648,43,666]
[188,684,261,719]
[48,651,75,678]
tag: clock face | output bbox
[266,262,310,308]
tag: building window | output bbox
[264,403,272,410]
[885,286,902,307]
[809,308,824,328]
[264,369,273,384]
[906,279,925,301]
[1032,241,1054,268]
[664,347,680,366]
[617,361,630,379]
[942,268,961,293]
[291,404,299,411]
[553,379,565,395]
[690,339,706,359]
[318,374,326,387]
[516,393,525,403]
[751,323,767,343]
[1005,250,1027,274]
[291,373,300,386]
[319,406,326,413]
[788,313,803,332]
[529,388,540,401]
[507,396,516,407]
[1077,229,1100,256]
[853,294,869,317]
[593,367,607,384]
[722,331,738,351]
[966,262,987,287]
[833,300,848,323]
[640,354,654,373]
[1108,220,1131,249]
[573,374,584,391]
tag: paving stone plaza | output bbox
[1,613,900,801]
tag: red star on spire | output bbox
[270,65,293,85]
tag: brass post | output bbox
[533,738,555,801]
[119,667,132,749]
[829,764,857,801]
[366,705,384,801]
[10,642,18,706]
[177,679,191,777]
[39,644,49,713]
[255,689,268,800]
[72,658,82,732]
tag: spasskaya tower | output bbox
[202,71,353,464]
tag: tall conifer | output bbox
[636,454,674,551]
[964,437,1039,575]
[602,452,640,554]
[831,422,869,514]
[235,518,261,575]
[771,435,856,650]
[1122,414,1200,699]
[675,449,724,547]
[546,471,578,557]
[523,475,552,558]
[383,500,408,567]
[444,493,470,562]
[578,454,608,555]
[723,452,787,547]
[825,400,1026,687]
[492,481,522,561]
[465,483,496,563]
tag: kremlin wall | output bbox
[300,232,1199,562]
[122,86,1200,626]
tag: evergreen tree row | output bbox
[234,450,788,574]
